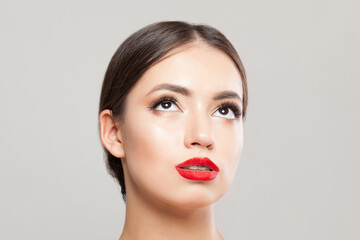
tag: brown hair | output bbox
[99,21,248,203]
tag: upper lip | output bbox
[175,157,219,172]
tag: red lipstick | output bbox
[175,157,220,181]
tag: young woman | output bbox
[99,21,248,240]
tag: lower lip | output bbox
[175,168,219,181]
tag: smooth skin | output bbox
[100,42,244,240]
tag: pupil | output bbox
[161,102,171,109]
[220,107,228,115]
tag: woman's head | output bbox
[99,21,248,206]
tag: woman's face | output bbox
[119,43,244,210]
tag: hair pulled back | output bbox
[99,21,248,203]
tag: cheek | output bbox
[123,113,182,162]
[123,116,172,171]
[214,121,243,186]
[121,112,182,197]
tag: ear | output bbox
[99,109,125,158]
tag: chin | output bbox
[177,198,219,210]
[160,186,227,210]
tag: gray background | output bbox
[1,0,359,239]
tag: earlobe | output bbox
[99,110,126,158]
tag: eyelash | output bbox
[148,94,242,119]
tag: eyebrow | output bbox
[146,83,242,101]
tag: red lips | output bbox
[175,157,220,181]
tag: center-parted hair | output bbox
[99,21,248,203]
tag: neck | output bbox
[119,188,223,240]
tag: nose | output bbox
[184,111,214,150]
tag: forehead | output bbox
[130,44,243,99]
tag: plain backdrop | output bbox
[1,0,359,239]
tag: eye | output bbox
[212,102,242,120]
[148,95,181,112]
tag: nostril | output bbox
[190,142,213,150]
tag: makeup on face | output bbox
[175,157,220,181]
[146,83,243,120]
[120,44,244,208]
